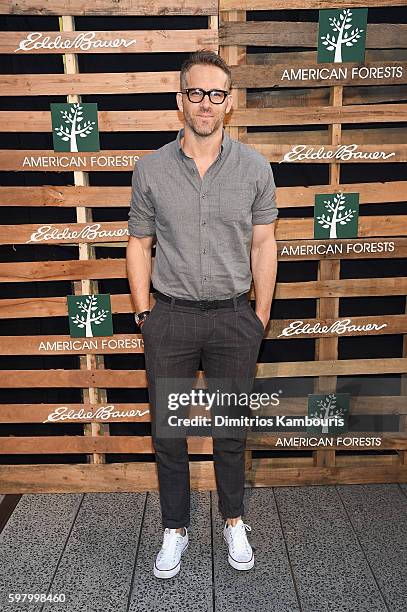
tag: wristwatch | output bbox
[134,310,151,327]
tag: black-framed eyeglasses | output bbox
[180,88,230,104]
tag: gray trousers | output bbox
[141,292,264,528]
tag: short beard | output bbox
[183,107,225,138]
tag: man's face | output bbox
[177,64,233,138]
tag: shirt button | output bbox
[203,249,206,254]
[202,221,206,225]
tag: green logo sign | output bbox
[317,8,368,63]
[314,192,359,239]
[51,102,100,152]
[307,393,350,434]
[67,294,113,337]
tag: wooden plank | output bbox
[0,460,406,494]
[1,0,405,15]
[247,434,407,451]
[1,256,407,289]
[220,0,407,11]
[1,105,405,130]
[228,105,407,126]
[401,278,407,466]
[0,258,127,282]
[276,238,407,260]
[245,128,406,145]
[0,434,406,455]
[0,314,405,355]
[0,275,405,304]
[0,110,182,131]
[336,455,400,466]
[1,29,218,54]
[0,218,406,245]
[247,48,407,65]
[219,22,407,49]
[0,369,148,387]
[0,334,145,354]
[0,358,406,388]
[2,232,407,259]
[239,61,407,89]
[1,181,405,208]
[0,72,180,95]
[0,221,128,244]
[254,144,407,163]
[0,395,405,423]
[2,145,405,170]
[0,435,212,454]
[0,294,128,319]
[248,90,407,110]
[0,462,217,493]
[0,220,129,247]
[61,12,107,466]
[313,82,342,469]
[0,150,149,172]
[0,185,130,207]
[0,0,218,15]
[0,403,151,423]
[264,455,401,467]
[256,357,407,378]
[246,462,407,487]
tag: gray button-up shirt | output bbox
[127,127,278,300]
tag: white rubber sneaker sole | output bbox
[223,535,254,571]
[153,541,189,579]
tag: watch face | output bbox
[135,311,150,324]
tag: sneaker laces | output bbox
[228,522,252,554]
[161,528,184,561]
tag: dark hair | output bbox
[180,49,232,91]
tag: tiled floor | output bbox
[0,484,406,612]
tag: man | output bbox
[126,49,278,579]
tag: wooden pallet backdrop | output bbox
[0,0,406,492]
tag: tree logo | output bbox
[314,192,359,239]
[51,102,100,152]
[67,294,113,338]
[307,393,349,434]
[317,8,368,63]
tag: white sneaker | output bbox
[223,519,254,570]
[153,527,189,579]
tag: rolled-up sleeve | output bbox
[252,157,278,225]
[127,160,156,237]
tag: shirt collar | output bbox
[175,126,231,161]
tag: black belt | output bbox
[154,290,250,310]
